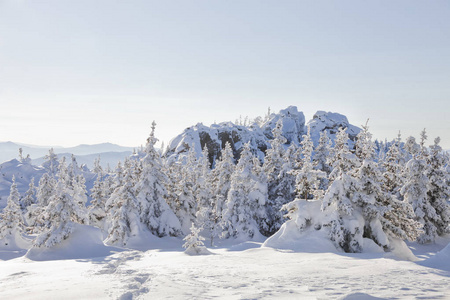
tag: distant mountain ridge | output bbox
[0,142,135,165]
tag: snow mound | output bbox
[339,293,387,300]
[122,230,183,252]
[384,238,419,261]
[26,224,123,261]
[419,242,450,271]
[0,232,32,260]
[184,246,213,256]
[263,221,338,253]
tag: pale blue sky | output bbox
[1,0,449,148]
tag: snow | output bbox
[1,239,449,299]
[25,224,123,261]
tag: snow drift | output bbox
[26,224,123,261]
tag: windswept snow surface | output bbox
[1,238,449,299]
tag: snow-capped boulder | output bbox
[308,111,361,146]
[166,122,269,165]
[261,106,306,144]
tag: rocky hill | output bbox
[165,106,361,165]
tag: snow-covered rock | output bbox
[166,106,360,164]
[166,122,270,166]
[308,111,361,147]
[261,106,306,144]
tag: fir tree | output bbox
[313,131,332,189]
[21,177,36,210]
[104,163,141,246]
[401,158,436,244]
[382,132,405,200]
[423,137,450,239]
[294,127,325,201]
[88,162,107,229]
[172,146,198,234]
[34,159,88,248]
[210,142,235,239]
[135,121,181,238]
[195,146,216,246]
[183,224,210,255]
[43,148,59,177]
[221,142,267,239]
[0,176,25,246]
[263,119,293,235]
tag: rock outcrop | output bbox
[165,106,361,165]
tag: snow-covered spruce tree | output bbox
[104,159,142,246]
[419,128,428,158]
[22,177,38,232]
[400,158,438,244]
[423,137,450,239]
[172,146,199,235]
[195,146,217,246]
[221,142,267,240]
[135,122,181,238]
[43,148,59,177]
[30,173,56,233]
[382,132,406,200]
[210,142,235,238]
[183,224,210,255]
[34,158,88,248]
[88,160,107,229]
[320,127,362,252]
[293,127,325,201]
[263,119,293,235]
[404,136,420,159]
[352,124,421,249]
[21,177,36,210]
[313,130,332,190]
[0,176,26,246]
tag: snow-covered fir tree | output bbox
[104,160,142,246]
[352,124,421,249]
[195,146,216,246]
[382,132,406,200]
[404,136,420,159]
[0,176,26,246]
[221,142,267,240]
[34,158,88,248]
[400,158,436,244]
[21,177,36,210]
[88,160,107,229]
[210,142,235,239]
[172,146,198,234]
[424,137,450,238]
[183,224,210,255]
[135,122,181,238]
[313,130,332,189]
[43,148,59,177]
[293,127,325,201]
[320,128,362,252]
[263,119,293,235]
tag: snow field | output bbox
[1,242,450,300]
